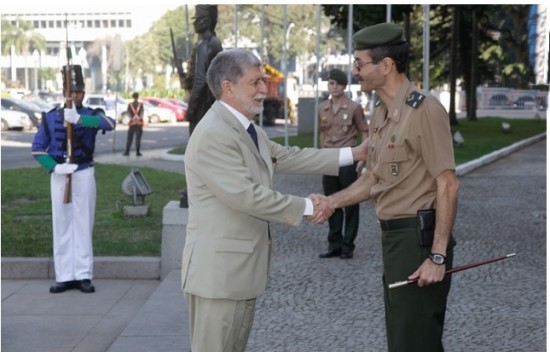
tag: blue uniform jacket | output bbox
[32,105,116,172]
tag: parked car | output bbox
[141,97,186,122]
[513,95,546,110]
[165,98,188,111]
[488,94,512,108]
[1,108,33,131]
[84,93,130,123]
[141,100,176,124]
[28,99,55,113]
[1,97,42,128]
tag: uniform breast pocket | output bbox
[379,146,408,176]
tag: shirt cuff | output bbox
[304,197,313,216]
[339,147,353,166]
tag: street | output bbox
[0,122,191,170]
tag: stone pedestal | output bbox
[161,201,188,279]
[123,204,150,217]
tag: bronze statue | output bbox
[185,5,223,136]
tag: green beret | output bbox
[328,69,348,85]
[353,23,406,50]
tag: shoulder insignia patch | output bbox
[405,91,425,108]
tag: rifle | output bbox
[63,13,74,204]
[170,27,186,89]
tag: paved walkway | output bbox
[2,132,546,352]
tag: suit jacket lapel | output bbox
[214,102,271,170]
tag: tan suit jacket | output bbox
[182,101,340,300]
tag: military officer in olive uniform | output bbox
[327,23,459,352]
[318,69,369,259]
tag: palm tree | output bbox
[1,18,46,88]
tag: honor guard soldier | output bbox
[318,68,369,259]
[327,23,460,352]
[31,64,116,294]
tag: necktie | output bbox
[247,124,259,150]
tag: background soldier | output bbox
[318,69,369,260]
[123,92,145,156]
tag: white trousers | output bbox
[50,167,96,282]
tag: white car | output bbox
[1,108,33,131]
[84,93,130,123]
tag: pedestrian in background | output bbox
[123,92,144,156]
[31,64,116,294]
[318,68,369,260]
[326,23,459,352]
[181,48,368,352]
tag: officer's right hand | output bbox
[54,163,78,175]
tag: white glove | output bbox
[54,163,78,175]
[64,105,80,124]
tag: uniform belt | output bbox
[378,217,417,231]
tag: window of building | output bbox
[110,19,116,27]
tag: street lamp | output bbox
[32,49,40,94]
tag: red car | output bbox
[141,97,186,122]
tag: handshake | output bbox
[307,194,335,224]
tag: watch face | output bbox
[430,253,445,265]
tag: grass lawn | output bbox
[1,165,186,257]
[1,117,545,257]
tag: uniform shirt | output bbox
[367,79,455,220]
[32,105,116,171]
[319,97,368,148]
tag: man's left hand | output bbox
[408,259,446,287]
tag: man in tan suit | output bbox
[182,49,368,352]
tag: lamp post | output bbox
[32,49,40,94]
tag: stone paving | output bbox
[245,139,546,352]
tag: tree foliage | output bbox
[1,18,46,56]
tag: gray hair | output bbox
[206,49,262,99]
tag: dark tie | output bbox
[247,124,259,150]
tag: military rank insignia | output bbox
[405,91,425,108]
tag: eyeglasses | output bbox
[353,60,375,70]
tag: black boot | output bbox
[77,279,95,293]
[49,280,78,293]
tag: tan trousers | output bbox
[184,293,256,352]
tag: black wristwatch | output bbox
[428,252,447,265]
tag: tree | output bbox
[1,18,46,87]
